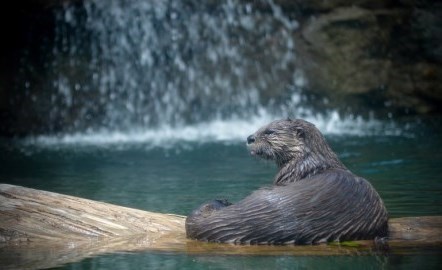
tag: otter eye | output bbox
[263,129,275,135]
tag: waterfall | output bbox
[49,0,300,128]
[20,0,400,146]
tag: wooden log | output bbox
[0,183,441,270]
[0,183,185,243]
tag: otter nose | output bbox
[247,135,255,144]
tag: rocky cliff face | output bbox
[278,0,442,116]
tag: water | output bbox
[18,0,304,133]
[54,252,442,270]
[1,117,441,269]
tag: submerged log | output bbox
[0,183,441,269]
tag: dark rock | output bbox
[293,4,442,117]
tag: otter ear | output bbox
[293,126,305,139]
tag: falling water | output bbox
[21,0,400,146]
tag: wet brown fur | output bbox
[186,119,388,244]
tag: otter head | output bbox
[246,119,342,170]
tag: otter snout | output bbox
[247,135,255,144]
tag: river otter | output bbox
[186,119,388,244]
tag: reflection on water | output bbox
[73,252,441,270]
[0,117,441,269]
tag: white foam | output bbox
[24,111,402,148]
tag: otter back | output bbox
[185,169,388,244]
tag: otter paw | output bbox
[190,199,232,218]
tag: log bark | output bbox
[0,183,441,270]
